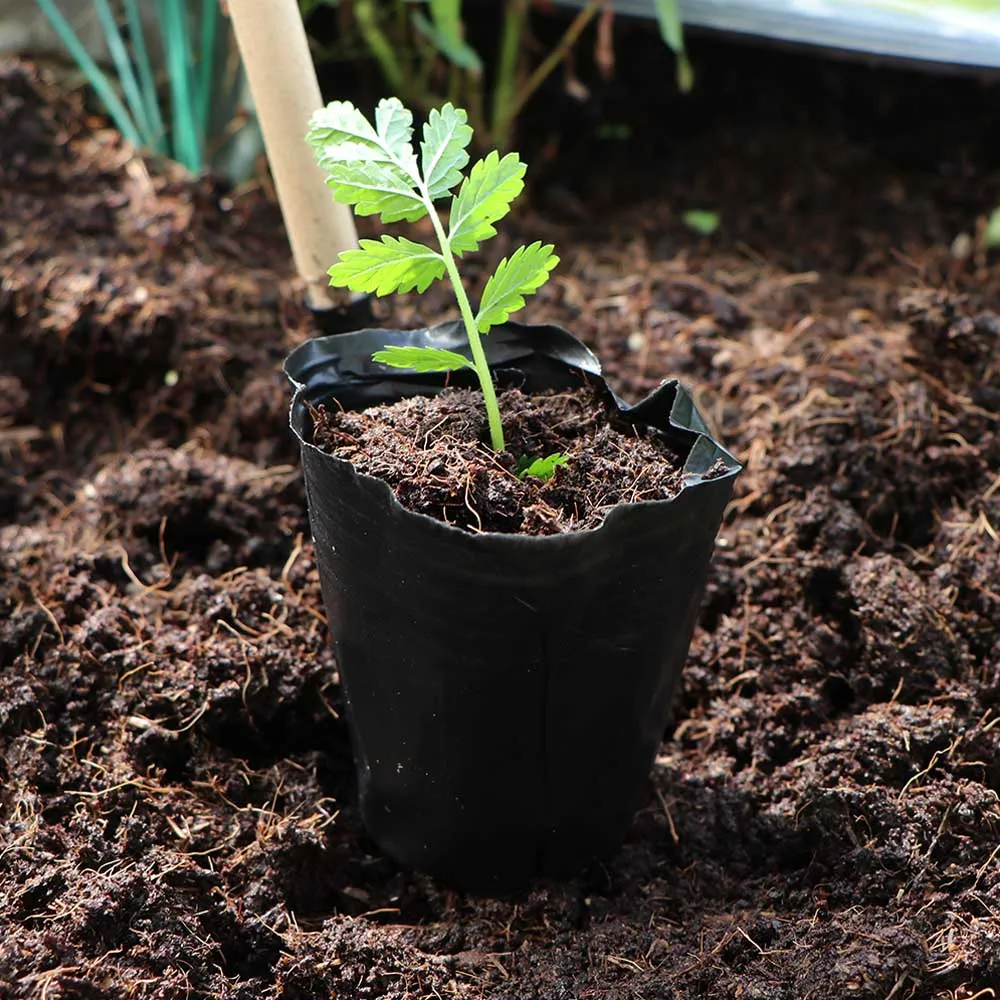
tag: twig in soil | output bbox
[899,739,960,800]
[316,683,340,720]
[417,414,453,448]
[984,470,1000,501]
[962,991,996,1000]
[906,363,1000,423]
[20,965,81,1000]
[261,611,295,637]
[672,716,722,750]
[888,676,905,705]
[606,954,649,973]
[882,972,916,1000]
[118,546,176,595]
[462,473,483,533]
[358,907,403,919]
[979,511,999,544]
[311,797,341,830]
[980,711,1000,734]
[218,601,290,644]
[116,659,157,686]
[245,464,299,481]
[0,426,44,451]
[921,802,955,864]
[214,621,257,720]
[973,841,1000,890]
[652,784,680,845]
[29,588,64,645]
[281,532,304,581]
[127,695,209,733]
[68,777,184,798]
[735,926,767,955]
[724,669,760,692]
[156,515,177,578]
[738,533,796,575]
[940,513,997,563]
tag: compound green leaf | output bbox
[447,151,526,255]
[328,236,445,295]
[475,242,558,333]
[323,160,426,223]
[421,104,473,200]
[308,98,419,180]
[372,346,473,372]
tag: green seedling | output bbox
[307,97,559,455]
[516,453,569,482]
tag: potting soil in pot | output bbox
[312,385,693,534]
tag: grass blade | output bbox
[92,0,151,140]
[196,0,219,141]
[159,0,203,172]
[505,0,601,142]
[415,0,482,71]
[491,0,528,148]
[123,0,167,153]
[35,0,143,148]
[354,0,406,93]
[652,0,694,92]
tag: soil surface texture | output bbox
[3,33,1000,1000]
[313,387,687,534]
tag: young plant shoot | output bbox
[306,98,559,456]
[516,452,568,482]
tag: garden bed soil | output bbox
[2,35,1000,1000]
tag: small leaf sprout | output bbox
[516,453,569,482]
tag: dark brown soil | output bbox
[313,386,686,533]
[3,35,1000,1000]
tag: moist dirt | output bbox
[2,36,1000,1000]
[312,386,687,534]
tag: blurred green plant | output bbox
[983,206,1000,248]
[652,0,692,91]
[300,0,695,149]
[35,0,262,180]
[300,0,605,152]
[682,208,719,235]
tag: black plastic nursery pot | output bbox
[285,321,741,892]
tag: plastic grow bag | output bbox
[285,321,741,891]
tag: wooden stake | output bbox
[227,0,358,309]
